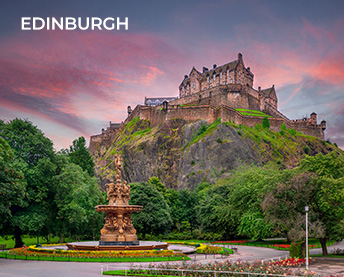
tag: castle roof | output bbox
[262,86,275,98]
[145,97,178,106]
[179,60,239,87]
[200,60,238,81]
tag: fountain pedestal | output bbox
[96,153,142,246]
[66,152,168,251]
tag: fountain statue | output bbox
[96,153,142,245]
[66,152,168,251]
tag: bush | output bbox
[288,129,297,136]
[237,131,242,136]
[289,241,304,258]
[304,146,310,154]
[280,123,287,131]
[262,117,270,129]
[216,138,223,143]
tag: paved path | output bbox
[1,241,343,276]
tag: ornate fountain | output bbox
[66,153,168,251]
[96,154,142,245]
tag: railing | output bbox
[100,266,302,277]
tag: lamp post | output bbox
[305,205,309,271]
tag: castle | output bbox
[89,53,326,154]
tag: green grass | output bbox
[103,270,167,277]
[0,235,62,249]
[0,252,190,263]
[212,239,336,250]
[184,118,222,149]
[235,109,272,118]
[311,254,344,258]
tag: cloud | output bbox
[0,31,185,140]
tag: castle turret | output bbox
[321,119,326,130]
[310,112,317,125]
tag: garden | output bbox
[0,244,190,262]
[103,259,318,276]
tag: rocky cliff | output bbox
[91,117,339,190]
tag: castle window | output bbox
[207,76,210,83]
[220,72,223,79]
[216,83,219,87]
[187,85,189,90]
[227,69,229,76]
[230,79,233,84]
[210,84,212,88]
[223,81,226,85]
[213,75,216,81]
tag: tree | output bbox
[300,152,344,255]
[262,152,344,255]
[0,138,26,245]
[129,182,172,238]
[148,177,166,194]
[0,119,56,247]
[68,136,95,176]
[53,162,103,242]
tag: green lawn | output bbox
[103,270,167,276]
[212,239,335,250]
[311,254,344,258]
[0,235,62,248]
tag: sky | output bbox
[0,0,343,150]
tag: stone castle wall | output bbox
[90,102,325,154]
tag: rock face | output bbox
[92,117,337,190]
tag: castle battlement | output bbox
[89,54,326,154]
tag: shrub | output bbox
[216,138,223,143]
[289,240,304,258]
[303,146,310,154]
[280,123,287,131]
[288,129,297,136]
[237,131,242,136]
[262,117,270,129]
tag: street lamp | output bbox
[305,205,309,271]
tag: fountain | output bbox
[66,153,168,251]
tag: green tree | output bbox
[0,119,56,247]
[148,177,166,194]
[0,138,26,244]
[299,152,344,255]
[68,136,95,176]
[165,188,199,232]
[53,162,103,242]
[129,182,172,238]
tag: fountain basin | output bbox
[66,241,169,251]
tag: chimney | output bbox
[184,75,188,79]
[213,64,217,69]
[258,86,261,91]
[203,67,208,73]
[238,53,243,61]
[247,67,250,71]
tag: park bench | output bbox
[0,244,6,250]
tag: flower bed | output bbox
[8,246,187,259]
[271,257,314,267]
[127,260,318,276]
[273,244,317,249]
[195,244,233,255]
[330,248,344,255]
